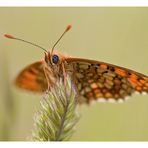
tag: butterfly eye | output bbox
[52,54,59,64]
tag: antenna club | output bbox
[65,25,72,32]
[4,34,15,39]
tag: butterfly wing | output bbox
[65,58,148,103]
[15,61,48,92]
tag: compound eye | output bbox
[52,54,59,64]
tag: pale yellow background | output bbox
[0,7,148,141]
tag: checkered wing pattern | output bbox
[66,58,148,103]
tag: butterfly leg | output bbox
[61,62,67,87]
[43,66,50,91]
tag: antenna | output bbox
[51,25,72,54]
[4,34,48,52]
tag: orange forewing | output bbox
[15,61,48,92]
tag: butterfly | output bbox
[5,25,148,104]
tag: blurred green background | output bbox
[0,7,148,141]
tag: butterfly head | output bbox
[44,50,65,66]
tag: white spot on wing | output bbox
[97,98,107,103]
[142,91,147,95]
[135,91,140,95]
[108,99,116,103]
[117,99,124,103]
[96,97,126,103]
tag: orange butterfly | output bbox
[5,25,148,104]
